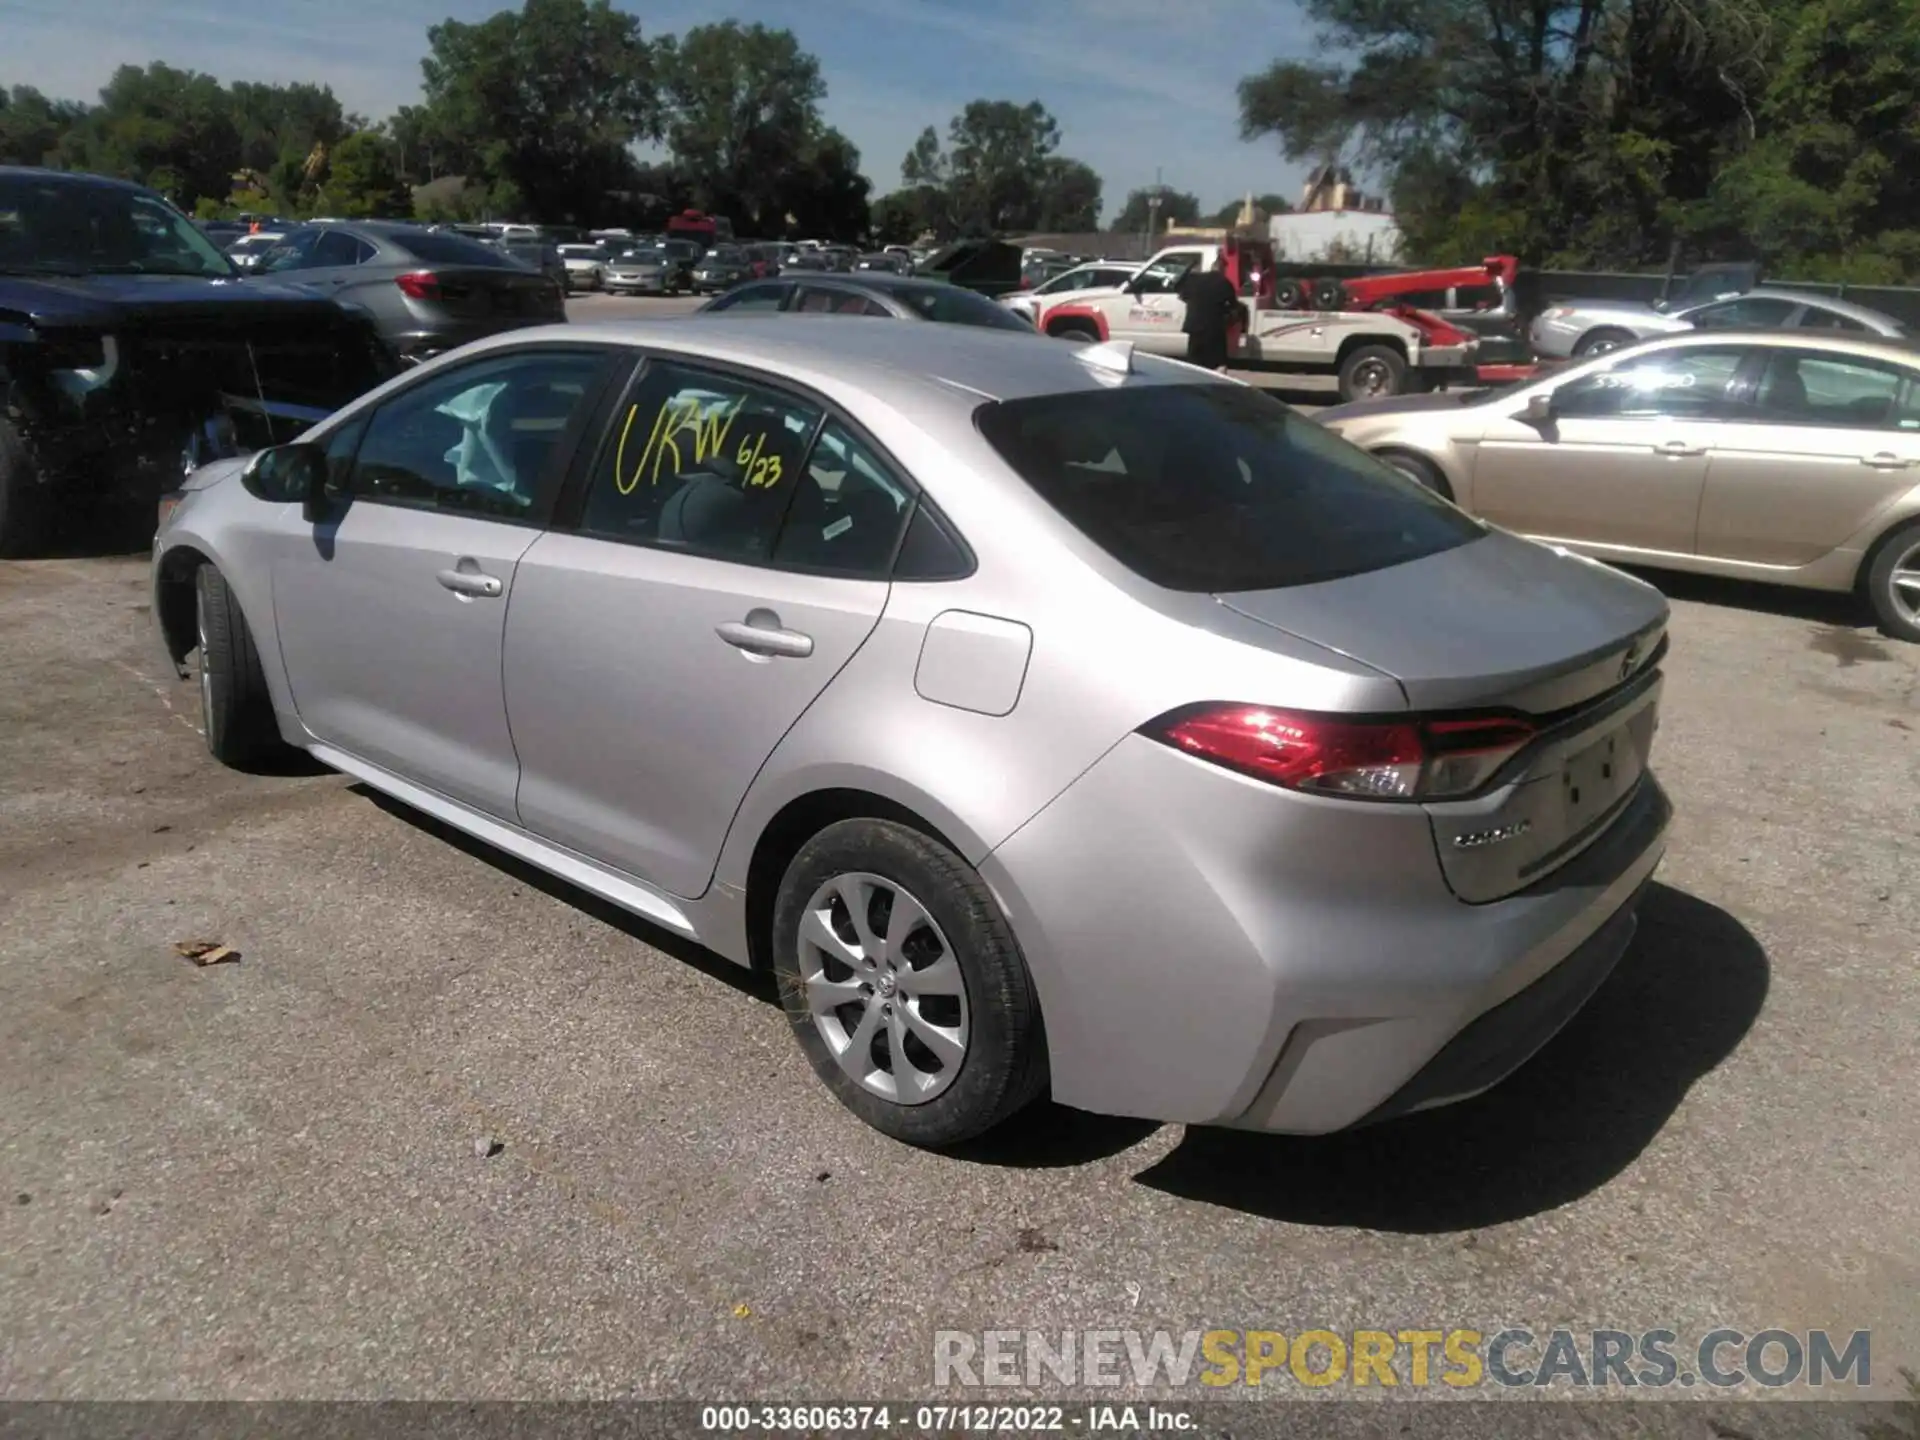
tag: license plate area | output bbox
[1561,725,1643,835]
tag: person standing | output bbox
[1178,255,1241,371]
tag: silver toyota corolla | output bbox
[152,318,1671,1147]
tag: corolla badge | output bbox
[1452,819,1532,850]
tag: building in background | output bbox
[1270,164,1402,263]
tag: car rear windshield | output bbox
[875,282,1034,332]
[974,383,1485,593]
[388,230,517,267]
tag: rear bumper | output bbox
[980,734,1669,1133]
[387,318,558,360]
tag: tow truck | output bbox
[1031,238,1524,399]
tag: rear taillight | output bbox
[1143,705,1535,801]
[395,271,441,301]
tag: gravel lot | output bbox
[1,324,1916,1419]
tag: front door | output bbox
[272,347,614,818]
[1108,249,1205,353]
[505,358,909,897]
[1471,345,1752,556]
[1697,348,1920,566]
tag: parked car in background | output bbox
[490,235,566,289]
[558,243,613,292]
[822,246,859,273]
[782,249,830,273]
[155,316,1671,1147]
[699,275,1037,332]
[1530,287,1907,360]
[0,165,392,556]
[1315,328,1920,640]
[693,244,755,293]
[1000,260,1143,323]
[252,221,566,365]
[854,251,910,275]
[604,244,687,296]
[224,230,287,272]
[662,238,703,286]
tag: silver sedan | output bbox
[1531,287,1907,360]
[151,319,1671,1146]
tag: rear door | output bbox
[503,356,908,896]
[272,346,617,818]
[281,227,376,294]
[1471,345,1754,556]
[1696,348,1920,565]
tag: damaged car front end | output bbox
[1,166,395,557]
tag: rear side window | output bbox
[974,383,1482,593]
[877,284,1034,332]
[388,230,516,268]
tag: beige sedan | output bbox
[1315,330,1920,639]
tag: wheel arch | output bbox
[736,784,976,973]
[1370,445,1456,501]
[1856,507,1920,594]
[1335,331,1409,368]
[154,543,214,668]
[1041,305,1109,342]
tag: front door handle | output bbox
[716,613,814,659]
[1862,452,1912,469]
[436,568,503,598]
[1654,441,1705,457]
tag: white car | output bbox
[558,244,612,292]
[1001,261,1143,322]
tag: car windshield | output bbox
[0,174,234,278]
[390,230,517,267]
[976,382,1484,592]
[620,248,666,264]
[874,282,1035,332]
[560,245,609,260]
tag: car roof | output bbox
[1592,327,1920,365]
[468,314,1226,407]
[1733,288,1906,327]
[0,165,149,195]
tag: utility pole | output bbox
[1144,165,1163,259]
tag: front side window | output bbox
[1754,353,1920,429]
[579,361,822,562]
[1794,306,1869,334]
[1551,348,1747,420]
[976,382,1482,593]
[707,282,790,313]
[312,230,370,267]
[1134,251,1204,293]
[350,350,607,519]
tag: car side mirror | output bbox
[1521,392,1556,426]
[242,442,333,520]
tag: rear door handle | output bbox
[1862,452,1912,469]
[1654,441,1705,457]
[716,616,814,659]
[436,568,503,598]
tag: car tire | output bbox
[195,563,284,766]
[772,818,1049,1148]
[1377,449,1454,500]
[1574,328,1634,358]
[0,416,51,559]
[1865,519,1920,643]
[1045,318,1101,343]
[1338,344,1409,401]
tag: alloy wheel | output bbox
[1351,357,1393,396]
[795,871,970,1105]
[1888,538,1920,627]
[195,580,214,730]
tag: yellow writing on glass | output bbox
[615,393,743,495]
[735,431,784,489]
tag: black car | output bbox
[0,166,394,556]
[692,244,755,293]
[697,274,1036,332]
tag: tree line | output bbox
[1239,0,1920,281]
[0,0,1210,244]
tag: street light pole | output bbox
[1145,165,1163,258]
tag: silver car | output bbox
[151,320,1671,1147]
[1531,287,1907,360]
[603,246,681,295]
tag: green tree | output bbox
[1207,192,1292,226]
[1112,186,1199,233]
[781,128,871,241]
[1237,0,1769,268]
[0,86,91,168]
[78,63,244,207]
[319,131,412,218]
[904,100,1092,235]
[1036,158,1102,231]
[658,21,829,236]
[416,0,661,222]
[869,186,946,245]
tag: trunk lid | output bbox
[410,265,561,323]
[1217,529,1668,901]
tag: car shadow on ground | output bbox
[1129,882,1768,1231]
[352,786,778,1007]
[1626,564,1873,630]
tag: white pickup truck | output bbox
[1028,241,1479,400]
